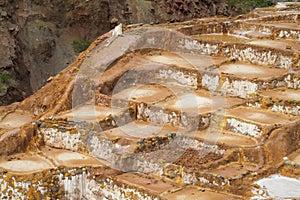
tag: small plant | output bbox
[72,39,92,53]
[0,73,11,85]
[36,21,47,29]
[0,73,11,95]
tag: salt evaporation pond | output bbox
[253,174,300,199]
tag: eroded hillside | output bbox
[0,0,229,105]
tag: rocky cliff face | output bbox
[0,0,228,105]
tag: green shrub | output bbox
[228,0,275,14]
[0,73,11,84]
[72,39,92,53]
[0,73,11,95]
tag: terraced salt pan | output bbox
[233,30,272,38]
[144,52,193,69]
[243,10,300,19]
[163,186,241,200]
[210,163,257,178]
[260,89,300,101]
[100,121,179,152]
[219,63,288,80]
[193,130,257,147]
[144,51,226,70]
[226,107,294,125]
[193,34,250,43]
[160,90,244,114]
[41,147,102,167]
[59,105,121,121]
[102,121,178,140]
[137,90,243,129]
[0,154,53,174]
[112,84,173,104]
[248,39,300,51]
[0,111,32,129]
[155,91,212,114]
[108,120,179,138]
[254,175,300,199]
[125,89,156,98]
[174,94,212,109]
[258,22,300,30]
[117,173,178,194]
